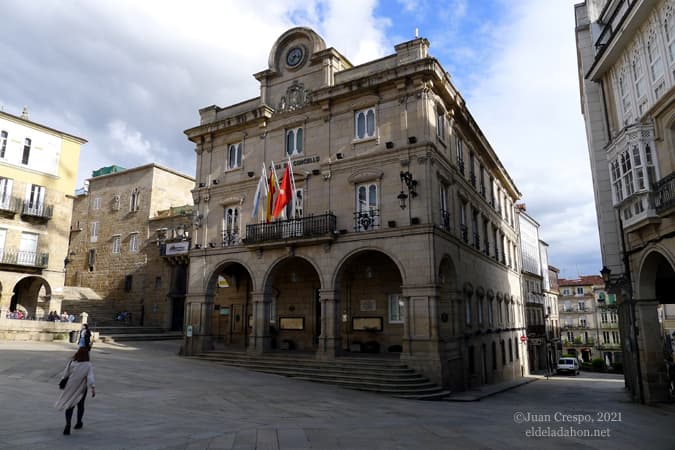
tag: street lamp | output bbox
[398,171,417,210]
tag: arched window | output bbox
[227,143,242,170]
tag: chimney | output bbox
[20,106,29,120]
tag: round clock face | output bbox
[286,47,304,67]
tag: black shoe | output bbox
[74,422,83,430]
[63,425,71,435]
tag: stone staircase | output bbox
[94,326,183,344]
[190,351,451,400]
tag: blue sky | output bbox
[0,0,598,279]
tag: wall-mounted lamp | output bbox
[398,171,418,210]
[365,266,374,279]
[397,191,408,210]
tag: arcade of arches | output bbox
[1,276,52,319]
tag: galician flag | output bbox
[251,164,268,222]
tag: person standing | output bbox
[78,323,92,350]
[55,347,96,435]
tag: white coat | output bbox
[54,360,95,411]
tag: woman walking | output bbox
[55,347,96,435]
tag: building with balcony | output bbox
[0,108,86,320]
[575,0,675,402]
[63,164,194,329]
[182,27,526,391]
[558,276,605,363]
[517,206,561,372]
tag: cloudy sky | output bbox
[0,0,598,278]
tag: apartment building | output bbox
[0,108,85,319]
[575,0,675,402]
[558,276,604,363]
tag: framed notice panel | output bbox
[279,317,305,330]
[352,316,383,331]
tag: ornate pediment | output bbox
[277,81,312,113]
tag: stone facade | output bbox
[182,27,527,391]
[558,276,605,363]
[64,164,194,328]
[0,109,85,323]
[575,0,675,403]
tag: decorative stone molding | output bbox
[277,81,312,114]
[486,289,495,299]
[462,282,474,296]
[476,286,485,298]
[347,169,383,185]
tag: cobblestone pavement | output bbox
[0,340,672,450]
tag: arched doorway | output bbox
[336,250,404,354]
[264,256,321,352]
[10,277,51,320]
[208,262,254,350]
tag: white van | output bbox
[556,357,580,375]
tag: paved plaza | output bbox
[0,340,673,450]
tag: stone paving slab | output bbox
[0,340,673,449]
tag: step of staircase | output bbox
[190,351,450,400]
[94,327,182,343]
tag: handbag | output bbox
[59,361,72,389]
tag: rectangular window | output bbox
[354,107,376,140]
[465,299,471,325]
[124,274,133,292]
[477,298,483,325]
[436,110,445,140]
[88,249,95,272]
[500,340,506,366]
[601,312,608,324]
[487,300,493,326]
[459,202,468,242]
[0,177,13,210]
[18,232,38,265]
[227,142,242,170]
[632,57,647,100]
[469,152,476,187]
[90,222,99,243]
[112,194,120,211]
[439,184,450,231]
[0,130,7,158]
[93,197,101,210]
[285,127,303,156]
[223,206,240,246]
[612,331,620,344]
[388,294,404,323]
[618,73,633,125]
[355,182,379,231]
[579,317,587,327]
[112,235,121,254]
[567,331,574,342]
[456,138,464,174]
[24,184,46,215]
[603,331,610,343]
[130,188,140,212]
[576,287,584,296]
[129,232,139,253]
[21,138,31,165]
[647,38,664,82]
[578,301,586,311]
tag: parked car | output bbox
[556,357,580,375]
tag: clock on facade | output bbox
[286,46,304,67]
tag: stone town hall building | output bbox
[182,27,526,391]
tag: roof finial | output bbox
[21,106,29,120]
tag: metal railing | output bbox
[21,202,53,219]
[472,231,480,249]
[0,248,49,267]
[0,196,21,214]
[222,231,241,247]
[460,224,468,243]
[654,172,675,214]
[354,209,379,232]
[245,212,337,244]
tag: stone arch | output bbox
[636,248,675,302]
[263,255,323,351]
[331,246,406,289]
[334,249,405,354]
[10,276,51,320]
[204,260,256,349]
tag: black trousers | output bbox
[65,391,86,425]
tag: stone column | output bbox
[248,291,271,354]
[636,301,668,403]
[181,292,213,356]
[317,289,341,359]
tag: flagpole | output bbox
[288,156,296,219]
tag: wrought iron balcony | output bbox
[21,201,53,220]
[440,209,451,232]
[494,245,499,261]
[460,224,468,243]
[354,209,379,232]
[222,231,241,247]
[245,212,337,244]
[457,159,465,175]
[472,231,480,249]
[653,172,675,214]
[0,196,21,215]
[0,248,49,268]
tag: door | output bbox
[18,232,38,265]
[230,304,247,346]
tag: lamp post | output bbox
[398,171,417,211]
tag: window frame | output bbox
[227,142,243,170]
[285,127,303,156]
[355,182,379,231]
[112,234,121,254]
[388,293,404,324]
[0,130,7,158]
[129,232,140,253]
[130,188,140,212]
[90,221,99,243]
[21,138,31,165]
[354,107,377,141]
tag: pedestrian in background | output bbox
[78,323,92,351]
[55,347,96,435]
